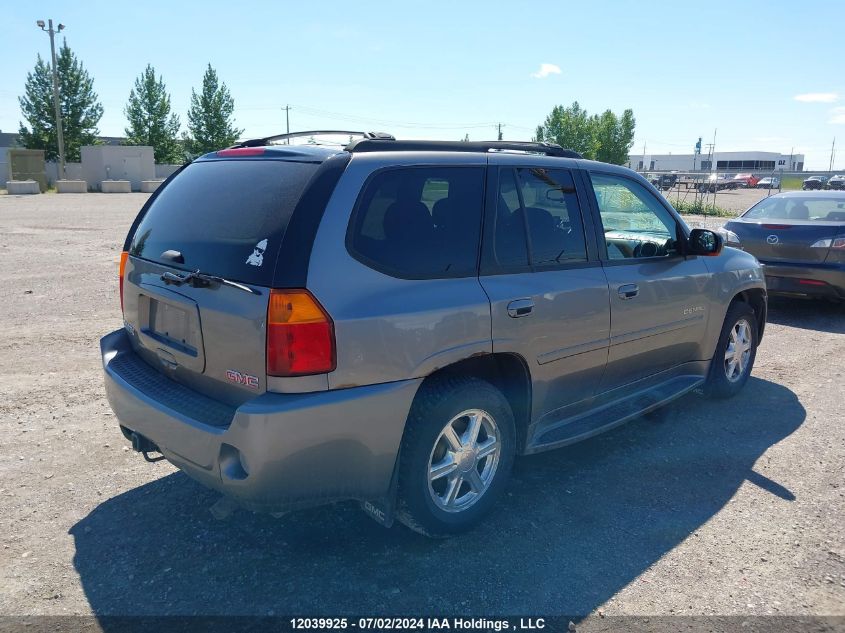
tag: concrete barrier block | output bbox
[6,180,40,195]
[140,179,164,193]
[56,180,87,193]
[101,180,131,193]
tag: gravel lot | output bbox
[1,192,843,618]
[660,186,777,214]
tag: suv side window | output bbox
[493,167,588,269]
[348,167,484,279]
[589,173,680,260]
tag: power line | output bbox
[236,102,501,130]
[281,104,291,143]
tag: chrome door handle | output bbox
[617,284,639,300]
[507,299,535,318]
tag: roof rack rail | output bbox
[344,139,583,158]
[230,130,395,148]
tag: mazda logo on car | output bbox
[766,235,779,244]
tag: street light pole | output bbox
[37,19,66,180]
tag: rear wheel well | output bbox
[419,354,532,452]
[731,288,767,341]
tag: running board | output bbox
[526,375,704,454]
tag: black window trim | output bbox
[479,166,601,277]
[344,164,487,281]
[583,169,693,267]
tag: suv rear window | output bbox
[129,159,319,286]
[347,167,484,279]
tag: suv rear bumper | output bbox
[761,261,845,299]
[101,328,420,512]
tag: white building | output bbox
[626,151,805,173]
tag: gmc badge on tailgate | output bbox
[225,369,259,390]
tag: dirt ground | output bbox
[1,192,843,618]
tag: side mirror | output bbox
[687,228,723,257]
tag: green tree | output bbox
[18,41,103,161]
[534,101,593,156]
[183,65,242,156]
[535,101,635,165]
[123,65,182,163]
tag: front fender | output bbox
[701,248,767,357]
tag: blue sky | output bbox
[2,1,843,169]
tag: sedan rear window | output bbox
[129,159,319,286]
[743,196,845,222]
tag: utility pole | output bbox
[496,123,504,141]
[37,19,66,180]
[830,137,836,172]
[642,140,647,171]
[282,105,291,144]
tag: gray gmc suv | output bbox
[100,133,767,536]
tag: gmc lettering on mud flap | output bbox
[225,369,259,390]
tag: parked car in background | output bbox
[658,173,678,191]
[100,133,767,536]
[699,173,737,193]
[757,177,780,189]
[802,176,828,190]
[723,191,845,301]
[733,173,760,188]
[643,173,660,187]
[827,175,845,190]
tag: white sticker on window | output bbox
[246,238,268,267]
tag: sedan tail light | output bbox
[810,236,845,249]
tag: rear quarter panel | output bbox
[306,152,493,390]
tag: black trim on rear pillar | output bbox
[272,152,352,288]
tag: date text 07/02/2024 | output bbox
[289,618,547,630]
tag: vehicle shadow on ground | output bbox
[766,297,845,334]
[71,377,804,617]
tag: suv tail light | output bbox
[266,289,335,376]
[119,251,128,313]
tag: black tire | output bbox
[705,301,758,399]
[396,376,516,537]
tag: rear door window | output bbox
[129,159,319,286]
[492,167,588,269]
[347,167,484,278]
[517,167,588,266]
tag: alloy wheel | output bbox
[427,409,501,513]
[724,318,753,382]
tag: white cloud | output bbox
[530,63,562,79]
[794,92,839,103]
[829,107,845,124]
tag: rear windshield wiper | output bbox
[160,270,260,295]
